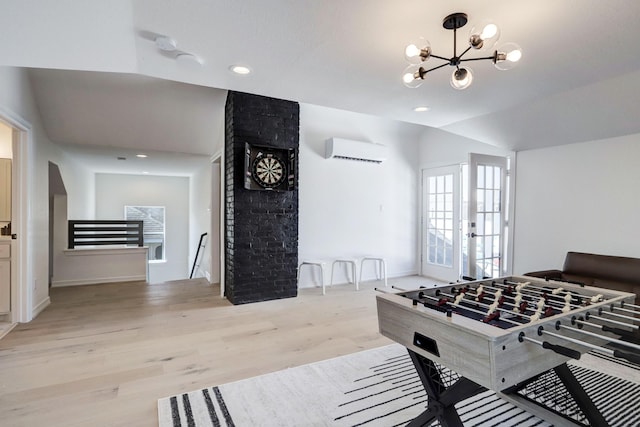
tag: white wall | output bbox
[59,153,95,220]
[298,104,423,287]
[95,173,190,283]
[418,127,512,169]
[188,163,212,281]
[513,133,640,274]
[0,66,71,319]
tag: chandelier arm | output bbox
[422,62,451,74]
[459,56,495,62]
[430,54,450,62]
[457,46,473,59]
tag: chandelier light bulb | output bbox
[494,42,522,70]
[404,37,431,64]
[469,21,500,50]
[402,64,424,88]
[405,44,420,59]
[450,67,473,90]
[481,24,498,39]
[507,49,522,63]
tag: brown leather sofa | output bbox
[525,251,640,302]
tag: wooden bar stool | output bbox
[297,261,326,294]
[359,256,387,287]
[330,259,359,291]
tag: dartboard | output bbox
[252,154,286,188]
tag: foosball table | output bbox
[376,276,640,427]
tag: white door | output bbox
[465,154,508,279]
[421,166,460,282]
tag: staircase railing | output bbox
[68,220,144,249]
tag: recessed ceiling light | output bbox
[229,65,251,75]
[413,106,430,112]
[136,154,148,158]
[142,171,149,175]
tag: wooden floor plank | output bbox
[0,276,434,426]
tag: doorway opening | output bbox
[0,107,34,323]
[421,154,513,283]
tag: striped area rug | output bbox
[157,344,640,427]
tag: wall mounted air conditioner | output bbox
[325,138,387,163]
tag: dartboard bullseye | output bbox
[252,155,286,188]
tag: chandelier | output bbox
[402,12,522,90]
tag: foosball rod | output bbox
[486,280,588,308]
[433,290,534,324]
[453,284,557,312]
[445,287,550,317]
[596,308,640,324]
[455,282,577,317]
[555,321,640,352]
[584,312,639,330]
[518,332,581,360]
[623,301,640,310]
[474,281,577,308]
[489,281,640,322]
[572,317,639,342]
[498,279,606,303]
[537,326,640,365]
[609,305,640,316]
[487,281,636,317]
[416,292,524,326]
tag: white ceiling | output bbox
[2,0,640,172]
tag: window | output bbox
[124,206,165,262]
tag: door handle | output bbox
[468,232,477,238]
[11,234,17,239]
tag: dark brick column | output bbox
[224,91,299,304]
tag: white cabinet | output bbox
[0,241,9,314]
[0,158,10,222]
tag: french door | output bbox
[421,166,461,282]
[464,154,509,280]
[421,154,509,282]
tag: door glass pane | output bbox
[484,190,492,213]
[467,154,509,280]
[426,172,455,268]
[477,189,484,211]
[485,213,493,235]
[476,213,484,235]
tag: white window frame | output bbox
[124,205,166,263]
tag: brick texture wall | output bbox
[224,91,299,304]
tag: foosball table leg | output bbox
[407,350,487,427]
[552,364,609,427]
[501,362,610,427]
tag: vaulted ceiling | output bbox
[2,0,640,170]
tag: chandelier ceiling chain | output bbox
[402,12,522,90]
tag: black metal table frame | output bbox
[406,349,608,427]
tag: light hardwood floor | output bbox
[0,276,436,426]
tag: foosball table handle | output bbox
[601,325,640,342]
[612,349,640,365]
[541,341,582,360]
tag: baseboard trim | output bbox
[32,297,51,318]
[51,275,147,287]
